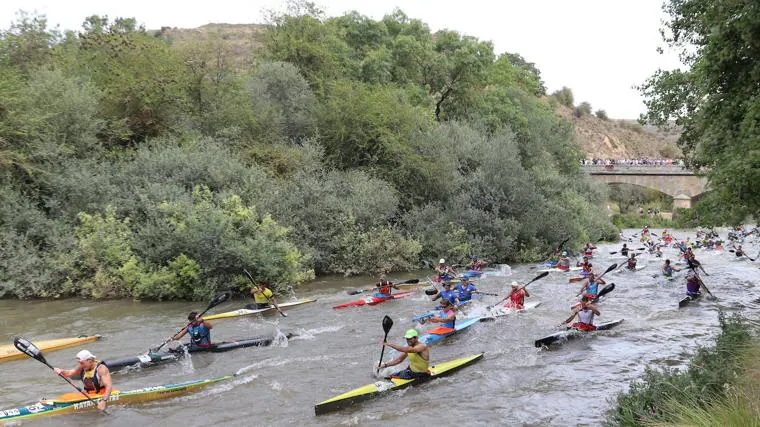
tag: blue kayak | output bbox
[419,317,483,345]
[412,298,480,323]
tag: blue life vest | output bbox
[663,266,674,277]
[188,323,211,347]
[438,289,458,304]
[438,308,455,329]
[585,281,599,295]
[454,284,476,301]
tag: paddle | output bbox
[487,271,549,310]
[691,267,716,300]
[243,269,287,317]
[377,315,393,371]
[150,292,229,352]
[728,249,756,261]
[347,279,420,295]
[592,283,615,302]
[14,337,106,412]
[572,262,618,299]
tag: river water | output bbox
[1,228,759,426]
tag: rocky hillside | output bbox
[556,105,682,160]
[157,23,680,160]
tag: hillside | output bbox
[157,23,680,161]
[555,105,682,160]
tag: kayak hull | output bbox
[314,353,484,415]
[538,267,582,273]
[419,317,482,345]
[105,334,290,371]
[0,376,231,423]
[679,293,702,308]
[205,299,317,321]
[333,292,413,309]
[0,335,101,363]
[534,319,625,348]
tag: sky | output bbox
[0,0,684,119]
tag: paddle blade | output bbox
[532,271,550,282]
[403,279,420,285]
[425,288,438,296]
[604,263,618,273]
[382,315,394,334]
[13,336,46,364]
[242,269,255,283]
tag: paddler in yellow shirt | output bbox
[379,329,430,379]
[53,350,113,411]
[246,281,283,311]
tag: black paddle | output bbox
[150,292,230,352]
[347,279,420,295]
[487,271,549,310]
[14,337,106,412]
[243,269,287,317]
[690,267,716,300]
[728,249,756,261]
[377,315,393,371]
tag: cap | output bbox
[439,258,445,264]
[404,329,419,339]
[76,350,96,361]
[561,251,567,256]
[511,281,519,287]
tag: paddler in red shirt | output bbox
[504,281,530,309]
[375,275,399,297]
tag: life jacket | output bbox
[584,281,599,296]
[436,264,452,279]
[506,290,525,308]
[621,248,629,256]
[377,280,393,296]
[79,361,105,392]
[663,265,674,277]
[627,258,637,269]
[188,322,211,347]
[438,289,458,305]
[686,276,701,294]
[455,283,476,301]
[438,308,455,329]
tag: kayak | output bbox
[679,293,702,308]
[538,266,582,273]
[419,317,482,345]
[333,292,414,309]
[617,265,646,273]
[0,375,232,422]
[534,319,625,348]
[412,300,473,323]
[0,335,101,363]
[205,299,317,321]
[492,300,541,315]
[314,353,484,415]
[536,261,558,268]
[105,334,290,371]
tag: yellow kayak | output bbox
[0,335,101,363]
[315,353,484,415]
[0,375,232,423]
[205,299,317,321]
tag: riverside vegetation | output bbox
[1,2,620,300]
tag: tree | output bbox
[550,86,574,108]
[595,109,609,120]
[640,0,760,221]
[574,101,592,118]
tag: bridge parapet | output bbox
[580,164,695,176]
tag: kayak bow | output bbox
[205,299,317,321]
[534,319,625,348]
[314,353,484,415]
[0,335,101,363]
[333,292,414,309]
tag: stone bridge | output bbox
[580,164,709,209]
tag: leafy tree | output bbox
[640,0,760,221]
[550,86,574,108]
[574,101,592,117]
[595,109,609,120]
[0,11,59,73]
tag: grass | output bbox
[606,314,754,426]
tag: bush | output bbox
[574,101,592,117]
[550,86,574,108]
[595,109,609,120]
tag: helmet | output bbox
[439,258,445,264]
[76,350,96,361]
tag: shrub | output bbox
[550,86,574,108]
[574,101,592,117]
[595,109,609,120]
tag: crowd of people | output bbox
[580,159,683,167]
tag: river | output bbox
[1,228,758,426]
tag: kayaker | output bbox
[685,271,701,298]
[734,245,745,258]
[374,275,399,298]
[580,262,593,276]
[578,272,605,299]
[431,282,460,306]
[626,254,638,270]
[434,258,457,281]
[246,281,283,311]
[172,312,213,349]
[582,242,596,258]
[566,296,600,331]
[576,256,589,268]
[379,329,430,379]
[53,350,113,411]
[469,256,488,271]
[422,298,456,332]
[504,281,530,309]
[557,251,571,271]
[454,277,477,302]
[662,259,680,278]
[620,243,629,257]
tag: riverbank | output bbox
[606,314,757,426]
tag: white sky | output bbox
[0,0,684,119]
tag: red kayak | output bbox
[332,292,414,309]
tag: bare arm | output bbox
[172,326,189,341]
[427,311,455,324]
[96,365,113,410]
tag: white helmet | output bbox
[439,258,445,264]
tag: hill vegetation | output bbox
[0,3,617,300]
